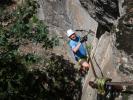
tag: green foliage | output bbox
[86,44,92,51]
[0,52,81,100]
[0,52,38,99]
[0,33,8,47]
[0,0,58,49]
[0,0,13,5]
[42,54,81,99]
[0,49,26,99]
[0,0,81,100]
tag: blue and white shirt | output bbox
[69,36,87,61]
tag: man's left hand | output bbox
[80,35,88,43]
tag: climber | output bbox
[67,29,90,72]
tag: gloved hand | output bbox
[80,35,88,43]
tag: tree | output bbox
[0,0,82,100]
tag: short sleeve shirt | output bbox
[69,36,87,61]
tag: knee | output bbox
[82,62,90,68]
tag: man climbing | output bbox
[67,29,90,72]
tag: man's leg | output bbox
[81,61,90,70]
[79,60,90,71]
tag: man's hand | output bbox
[80,35,88,43]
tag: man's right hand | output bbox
[80,35,88,43]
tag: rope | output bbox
[93,55,104,77]
[89,35,104,77]
[85,32,104,78]
[85,42,98,79]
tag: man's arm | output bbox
[72,42,81,53]
[72,35,88,53]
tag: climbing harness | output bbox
[96,78,111,95]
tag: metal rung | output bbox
[106,81,133,86]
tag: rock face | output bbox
[79,0,120,38]
[79,0,133,100]
[79,0,120,24]
[37,0,71,31]
[37,0,97,33]
[37,0,98,62]
[113,0,133,81]
[37,0,133,100]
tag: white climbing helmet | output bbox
[67,29,75,37]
